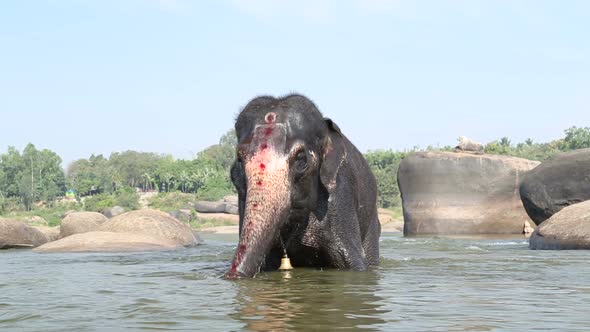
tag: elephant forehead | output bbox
[246,123,287,154]
[283,112,324,139]
[237,106,325,147]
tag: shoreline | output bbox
[199,221,404,235]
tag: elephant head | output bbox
[225,94,345,278]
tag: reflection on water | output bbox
[2,233,590,331]
[232,269,387,331]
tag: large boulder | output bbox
[34,231,179,253]
[224,204,239,215]
[194,201,227,213]
[529,200,590,250]
[32,226,61,242]
[101,209,199,247]
[455,136,484,154]
[102,206,125,219]
[1,219,48,249]
[520,148,590,225]
[60,212,108,238]
[169,209,194,223]
[398,151,539,235]
[195,212,239,224]
[378,208,404,233]
[223,195,239,206]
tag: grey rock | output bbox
[101,209,199,247]
[520,148,590,225]
[530,200,590,249]
[224,204,239,215]
[454,136,484,154]
[33,226,61,242]
[194,201,227,213]
[223,195,239,206]
[60,212,108,238]
[103,206,126,219]
[34,231,180,253]
[398,151,539,235]
[1,218,49,249]
[169,209,194,223]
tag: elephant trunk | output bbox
[225,151,291,278]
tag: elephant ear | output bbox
[320,118,347,194]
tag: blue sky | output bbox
[1,0,588,167]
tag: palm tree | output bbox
[500,137,511,147]
[179,170,191,193]
[141,173,153,192]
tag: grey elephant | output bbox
[225,94,381,278]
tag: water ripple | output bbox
[1,233,590,331]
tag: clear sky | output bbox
[1,0,588,167]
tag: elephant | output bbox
[225,94,381,278]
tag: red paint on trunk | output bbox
[228,243,248,275]
[259,163,266,171]
[252,203,258,208]
[256,180,263,186]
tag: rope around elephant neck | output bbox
[279,234,288,256]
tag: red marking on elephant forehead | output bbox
[264,127,273,137]
[260,143,268,150]
[259,163,266,170]
[265,112,276,124]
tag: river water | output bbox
[1,232,590,331]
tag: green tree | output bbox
[561,126,590,150]
[0,144,65,210]
[108,151,162,188]
[67,154,110,196]
[0,146,24,197]
[364,150,407,208]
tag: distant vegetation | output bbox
[362,126,590,209]
[1,126,589,218]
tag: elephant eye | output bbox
[293,150,308,173]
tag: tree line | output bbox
[66,130,237,200]
[1,126,589,213]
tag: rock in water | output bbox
[0,218,49,249]
[529,200,590,250]
[33,231,179,253]
[33,226,61,242]
[101,209,199,247]
[60,212,108,238]
[398,151,539,235]
[519,148,590,225]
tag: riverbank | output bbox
[199,208,403,234]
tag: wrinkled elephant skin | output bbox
[225,94,381,278]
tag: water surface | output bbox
[2,233,590,331]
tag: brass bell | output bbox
[279,254,293,270]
